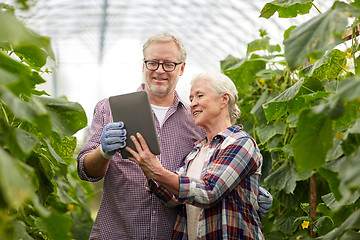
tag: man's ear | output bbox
[179,62,186,76]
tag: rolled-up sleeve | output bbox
[77,98,112,182]
[177,136,262,208]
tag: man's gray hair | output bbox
[143,31,187,62]
[191,72,241,124]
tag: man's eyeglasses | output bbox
[144,60,183,72]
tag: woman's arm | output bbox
[177,136,262,208]
[125,133,180,196]
[126,132,261,208]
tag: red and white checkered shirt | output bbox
[77,85,205,239]
[148,125,264,240]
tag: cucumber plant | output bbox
[221,1,360,238]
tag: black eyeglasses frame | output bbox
[144,60,183,72]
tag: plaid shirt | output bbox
[77,85,205,239]
[149,125,264,240]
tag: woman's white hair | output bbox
[190,72,241,124]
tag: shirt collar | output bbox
[193,124,244,148]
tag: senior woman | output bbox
[126,72,264,240]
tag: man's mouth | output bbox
[153,77,167,82]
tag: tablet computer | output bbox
[109,91,160,159]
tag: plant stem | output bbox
[310,173,317,238]
[0,101,9,123]
[312,3,321,14]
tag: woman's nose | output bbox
[190,99,197,108]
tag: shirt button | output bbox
[153,210,156,214]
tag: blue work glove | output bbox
[100,121,127,159]
[258,186,273,218]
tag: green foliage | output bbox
[260,0,314,19]
[222,0,360,238]
[0,5,93,240]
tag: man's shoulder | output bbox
[95,98,110,108]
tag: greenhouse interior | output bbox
[1,0,360,239]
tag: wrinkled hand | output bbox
[100,121,127,159]
[125,133,163,178]
[258,186,273,218]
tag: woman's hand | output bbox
[125,132,164,179]
[126,132,181,195]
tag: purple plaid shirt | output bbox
[148,125,264,240]
[77,85,205,239]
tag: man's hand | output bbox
[258,186,273,218]
[100,122,127,159]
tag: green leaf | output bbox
[265,78,304,104]
[339,230,360,240]
[286,114,298,128]
[342,132,360,157]
[0,51,31,76]
[70,211,93,240]
[0,148,34,208]
[14,44,49,68]
[312,98,346,119]
[34,96,87,136]
[338,147,360,190]
[0,210,14,240]
[316,203,330,215]
[260,0,314,19]
[256,69,284,81]
[305,49,347,81]
[284,2,360,68]
[220,55,241,72]
[247,37,270,54]
[333,101,360,129]
[327,138,343,161]
[298,77,325,96]
[314,216,334,235]
[264,162,297,193]
[0,117,40,159]
[43,138,68,169]
[322,192,341,210]
[13,221,33,240]
[36,212,73,240]
[335,76,360,102]
[256,123,286,144]
[355,55,360,75]
[322,190,360,210]
[224,54,266,95]
[262,101,289,122]
[274,215,297,234]
[27,152,55,204]
[318,167,341,201]
[289,97,310,116]
[268,44,282,53]
[291,110,333,172]
[0,10,55,59]
[0,68,19,85]
[263,78,304,121]
[301,91,328,102]
[318,210,360,239]
[0,88,53,135]
[250,91,269,124]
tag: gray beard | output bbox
[148,84,170,98]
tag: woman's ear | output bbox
[221,93,230,107]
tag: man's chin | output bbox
[149,87,169,97]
